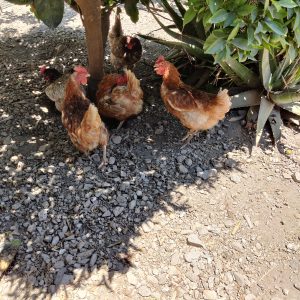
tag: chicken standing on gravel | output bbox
[154,56,231,144]
[95,68,143,130]
[62,66,109,168]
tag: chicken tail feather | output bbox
[212,89,231,120]
[124,69,143,99]
[110,7,123,38]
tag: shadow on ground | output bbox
[0,8,261,300]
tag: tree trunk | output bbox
[76,0,104,100]
[66,0,111,50]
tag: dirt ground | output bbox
[0,2,300,300]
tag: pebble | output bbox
[187,234,205,248]
[129,200,137,210]
[292,172,300,183]
[179,164,189,174]
[233,272,245,286]
[170,252,180,266]
[286,243,299,252]
[127,271,138,286]
[230,173,241,183]
[113,206,124,217]
[282,288,289,296]
[184,249,201,263]
[198,169,217,180]
[109,157,116,165]
[138,285,151,297]
[111,135,122,144]
[89,253,97,267]
[202,290,218,300]
[225,158,237,168]
[51,236,60,246]
[245,294,256,300]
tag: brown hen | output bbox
[96,69,143,129]
[62,66,109,168]
[154,56,231,143]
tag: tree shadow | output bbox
[0,5,269,300]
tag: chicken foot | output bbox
[116,120,125,131]
[181,130,199,148]
[98,145,108,169]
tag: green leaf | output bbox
[279,101,300,116]
[268,109,283,144]
[161,0,183,31]
[4,0,32,4]
[231,38,249,51]
[237,4,255,17]
[203,34,226,55]
[209,9,229,24]
[230,90,261,108]
[277,0,298,8]
[183,8,197,27]
[256,96,275,146]
[270,91,300,104]
[34,0,64,29]
[225,57,261,88]
[260,48,272,91]
[264,19,287,35]
[227,24,240,41]
[124,0,139,23]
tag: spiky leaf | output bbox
[279,101,300,116]
[256,97,275,146]
[230,90,261,109]
[268,109,283,144]
[260,48,272,91]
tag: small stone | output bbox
[233,272,245,286]
[230,173,241,183]
[138,285,151,297]
[184,249,201,263]
[282,288,289,296]
[225,158,237,168]
[54,260,65,269]
[109,157,116,165]
[142,221,153,233]
[198,169,217,180]
[89,253,97,267]
[283,172,292,179]
[129,200,137,210]
[185,158,193,166]
[292,172,300,183]
[202,290,217,300]
[51,236,60,246]
[112,135,122,144]
[77,289,87,299]
[179,164,189,174]
[286,243,299,252]
[187,234,205,248]
[113,206,124,217]
[245,294,256,300]
[155,127,163,135]
[170,252,180,266]
[61,274,73,285]
[127,271,138,286]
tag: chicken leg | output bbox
[99,145,108,169]
[181,130,199,148]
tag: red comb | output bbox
[155,55,165,64]
[74,65,88,73]
[39,65,46,74]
